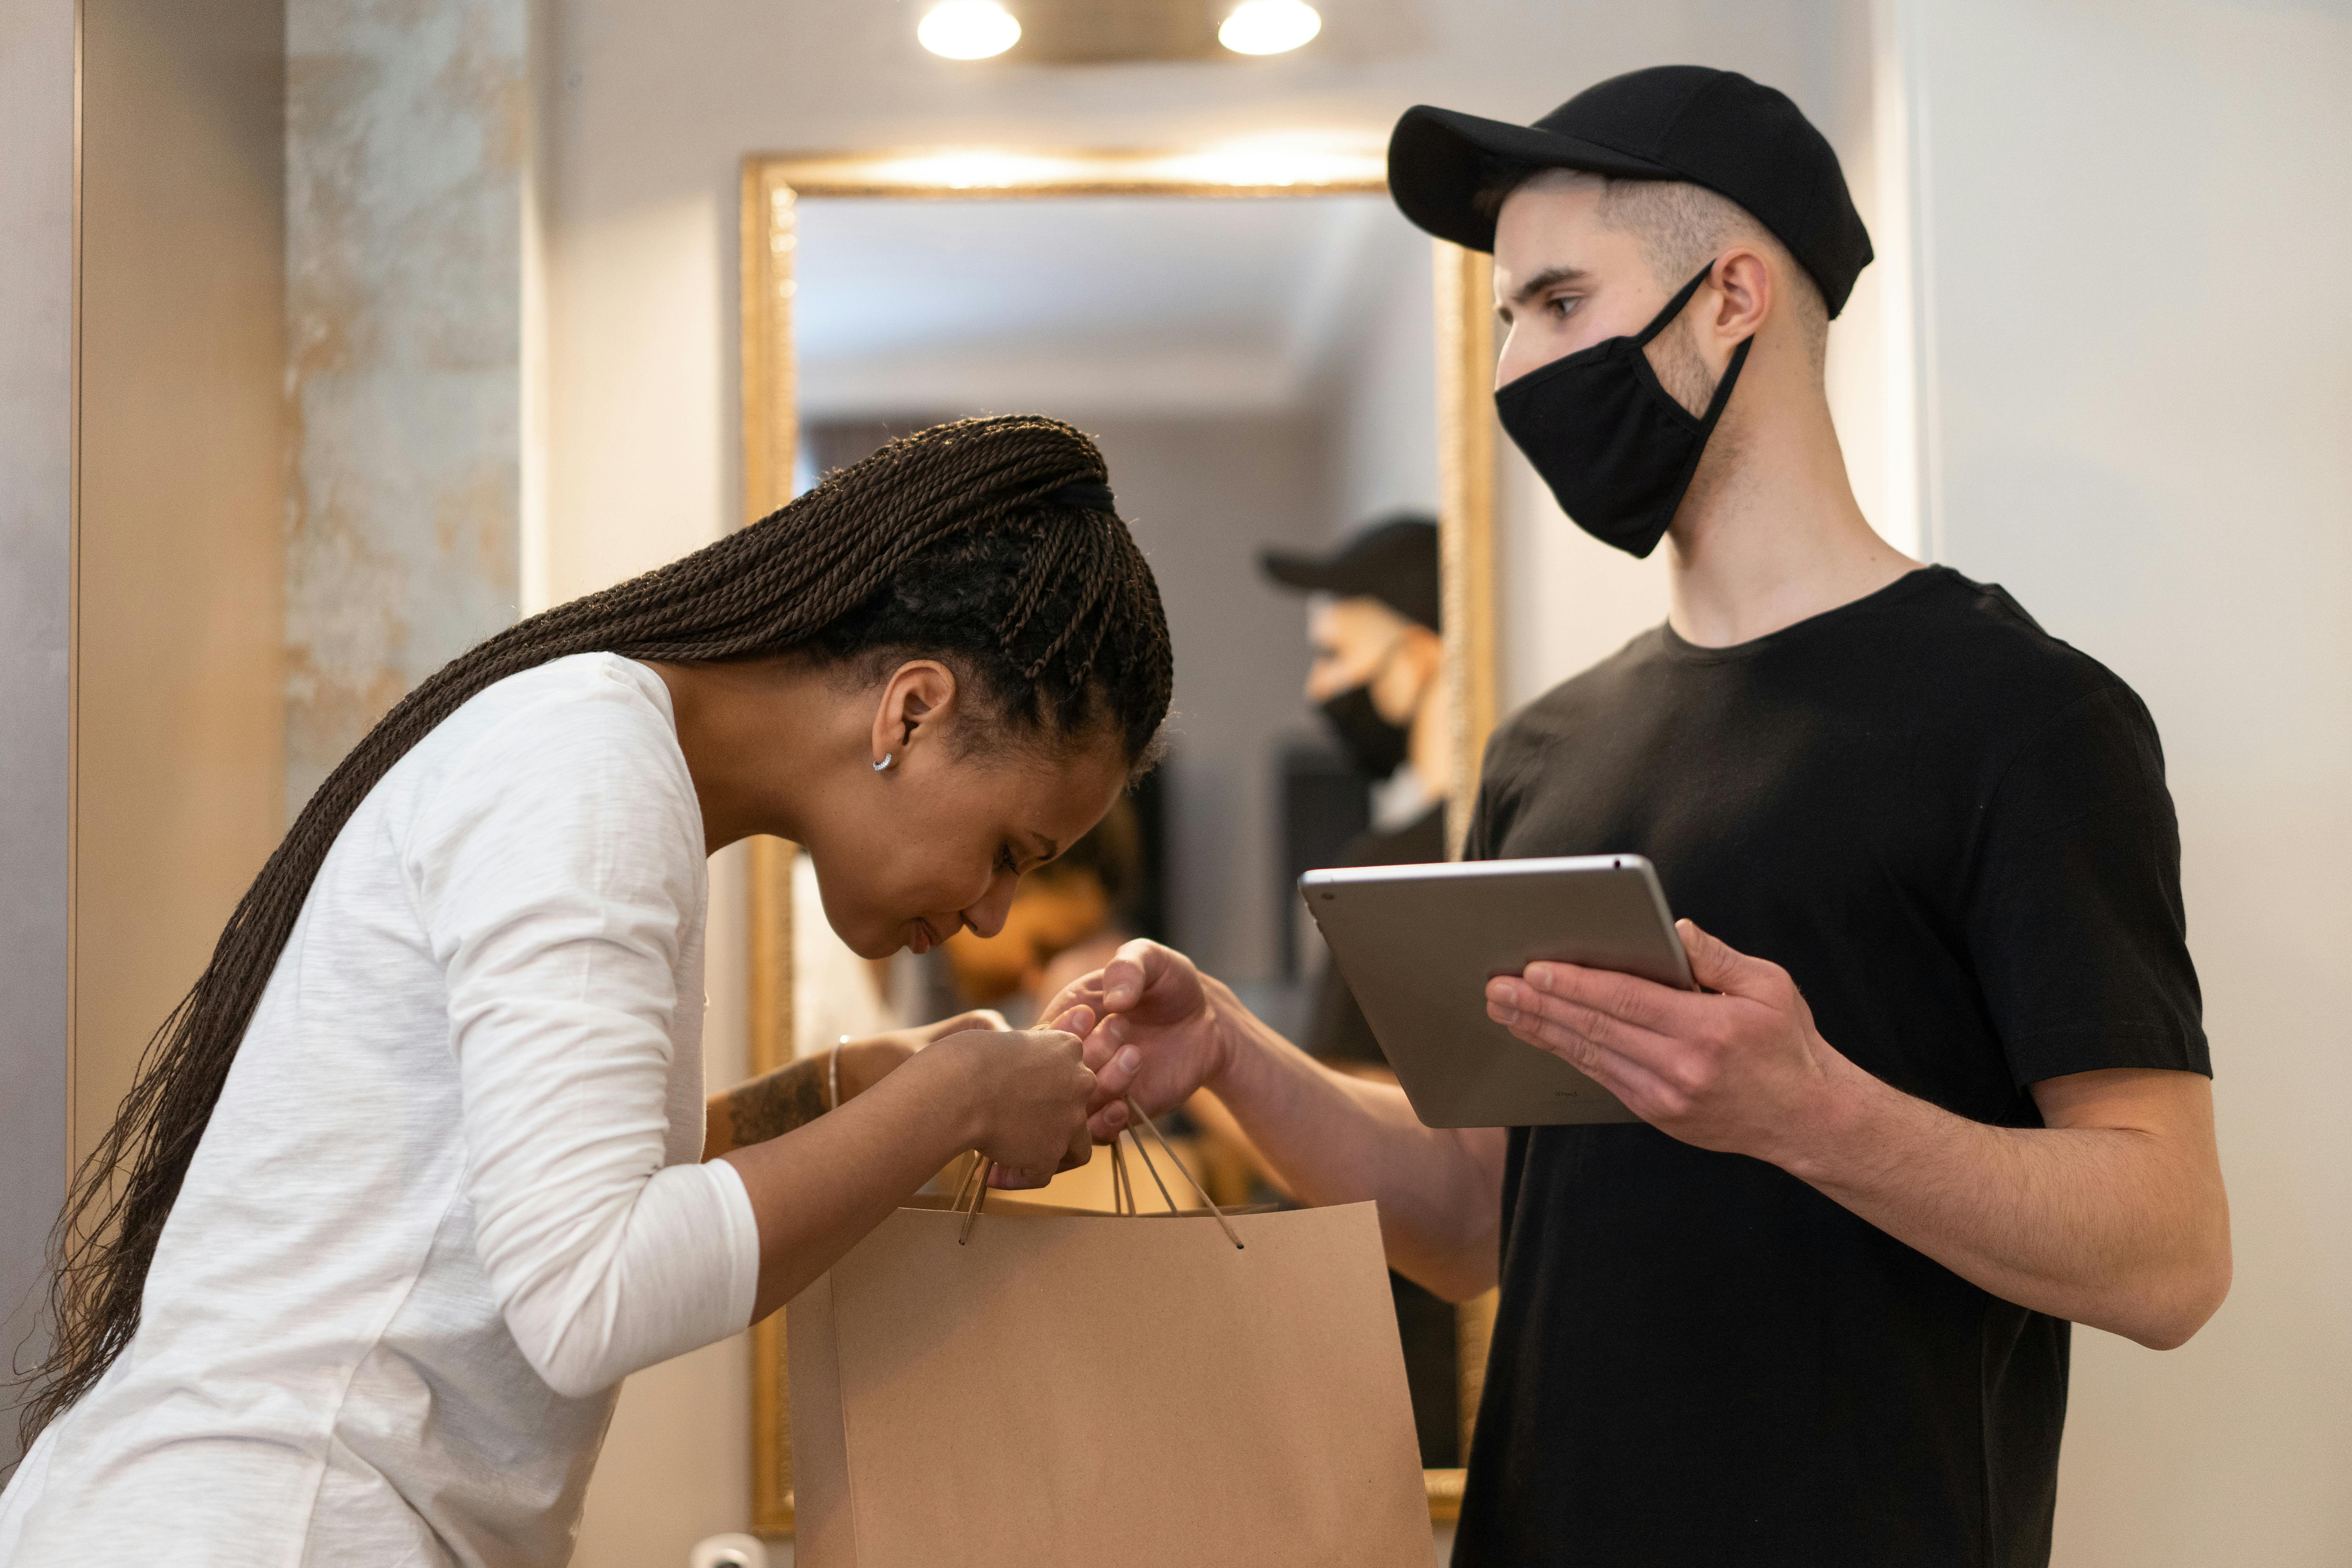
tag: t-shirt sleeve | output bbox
[1461,729,1519,864]
[1964,681,2209,1087]
[407,673,760,1399]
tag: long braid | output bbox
[20,415,1171,1448]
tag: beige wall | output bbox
[74,0,289,1168]
[0,0,80,1478]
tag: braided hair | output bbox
[20,414,1172,1448]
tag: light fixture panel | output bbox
[918,0,1023,60]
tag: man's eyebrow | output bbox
[1506,263,1592,308]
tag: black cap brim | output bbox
[1260,513,1442,631]
[1388,104,1676,254]
[1260,550,1353,596]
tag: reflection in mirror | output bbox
[782,192,1464,1470]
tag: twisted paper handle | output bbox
[953,1098,1244,1250]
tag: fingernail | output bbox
[1116,1047,1142,1073]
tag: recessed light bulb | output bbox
[1219,0,1321,55]
[918,0,1021,60]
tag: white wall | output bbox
[1091,414,1330,982]
[1321,216,1438,534]
[1896,4,2352,1561]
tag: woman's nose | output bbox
[960,874,1019,939]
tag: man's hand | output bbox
[1040,939,1227,1144]
[1483,917,1853,1163]
[1049,936,1512,1300]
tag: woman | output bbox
[2,417,1168,1564]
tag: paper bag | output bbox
[787,1196,1434,1567]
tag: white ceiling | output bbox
[793,193,1419,418]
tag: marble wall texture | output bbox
[285,0,530,812]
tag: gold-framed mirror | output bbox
[738,145,1499,1537]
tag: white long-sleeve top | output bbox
[0,653,762,1567]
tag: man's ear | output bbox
[1707,247,1775,352]
[1401,624,1445,686]
[872,659,959,766]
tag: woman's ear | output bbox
[871,659,959,768]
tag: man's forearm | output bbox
[1781,1065,2230,1349]
[1488,926,2230,1350]
[1199,977,1506,1301]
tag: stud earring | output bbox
[873,753,895,772]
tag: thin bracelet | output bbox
[826,1038,844,1113]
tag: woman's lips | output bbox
[908,916,951,955]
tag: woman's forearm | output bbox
[719,1046,978,1319]
[714,1023,1098,1319]
[703,1041,907,1158]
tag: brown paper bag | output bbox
[787,1181,1433,1567]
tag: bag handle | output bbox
[1120,1098,1244,1249]
[954,1097,1244,1250]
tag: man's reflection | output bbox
[1263,514,1463,1468]
[1263,515,1449,1067]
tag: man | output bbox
[1262,514,1448,1068]
[1069,65,2228,1566]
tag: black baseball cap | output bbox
[1261,515,1440,632]
[1387,65,1873,318]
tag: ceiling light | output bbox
[918,0,1022,60]
[1218,0,1321,55]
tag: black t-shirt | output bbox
[1451,567,2207,1568]
[1309,802,1448,1067]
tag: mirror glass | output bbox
[784,192,1461,1467]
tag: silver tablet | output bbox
[1300,854,1694,1128]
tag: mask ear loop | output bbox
[1632,258,1727,350]
[1632,256,1757,439]
[1691,335,1755,437]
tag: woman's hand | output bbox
[836,1008,1011,1099]
[917,1007,1102,1188]
[1041,940,1232,1143]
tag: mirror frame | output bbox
[739,146,1500,1537]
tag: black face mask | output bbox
[1319,682,1410,782]
[1494,260,1754,560]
